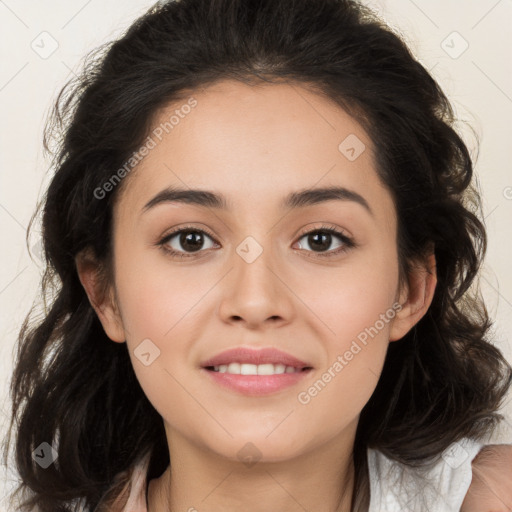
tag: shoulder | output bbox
[461,444,512,512]
[367,438,485,512]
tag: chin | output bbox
[201,428,312,465]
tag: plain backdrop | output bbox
[1,0,511,509]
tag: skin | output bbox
[76,79,438,511]
[462,444,512,512]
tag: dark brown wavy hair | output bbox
[4,0,511,510]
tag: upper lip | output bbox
[201,347,312,369]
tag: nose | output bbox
[216,238,296,330]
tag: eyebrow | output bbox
[142,185,374,217]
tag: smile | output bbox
[207,363,309,375]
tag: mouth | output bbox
[204,363,313,375]
[199,346,314,395]
[200,346,313,373]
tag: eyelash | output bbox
[157,223,356,260]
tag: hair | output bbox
[3,0,511,510]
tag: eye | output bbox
[294,224,355,258]
[158,225,219,259]
[157,223,356,260]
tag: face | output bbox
[80,79,434,464]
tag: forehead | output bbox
[115,79,394,223]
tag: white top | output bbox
[367,437,483,511]
[120,437,483,512]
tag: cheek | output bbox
[116,266,203,421]
[113,240,207,340]
[292,244,398,409]
[294,339,388,449]
[292,241,400,347]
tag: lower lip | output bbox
[200,367,313,396]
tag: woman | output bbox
[4,0,511,510]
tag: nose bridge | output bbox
[216,225,295,327]
[233,230,279,296]
[229,200,279,270]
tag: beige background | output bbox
[1,0,511,508]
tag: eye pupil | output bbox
[181,231,204,252]
[309,232,331,251]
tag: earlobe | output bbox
[389,252,437,342]
[74,248,126,343]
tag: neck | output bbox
[148,423,358,512]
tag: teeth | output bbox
[212,363,302,375]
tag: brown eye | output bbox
[299,231,336,252]
[159,226,218,258]
[175,230,207,252]
[295,225,355,258]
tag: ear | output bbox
[389,251,437,342]
[75,247,126,343]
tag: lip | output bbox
[200,347,312,369]
[200,367,313,396]
[199,346,313,396]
